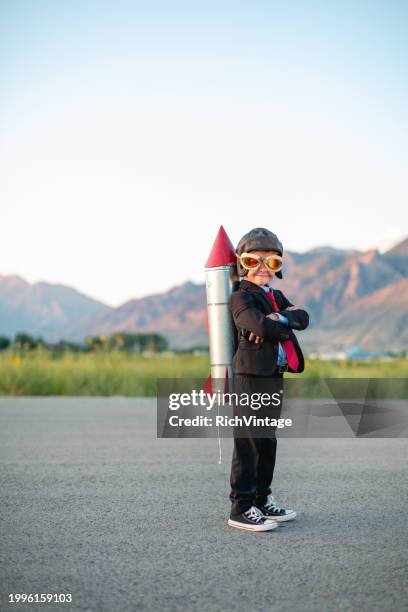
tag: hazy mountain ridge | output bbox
[0,275,111,342]
[1,237,407,351]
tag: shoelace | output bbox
[244,506,264,523]
[265,495,283,512]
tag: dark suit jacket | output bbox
[230,279,309,376]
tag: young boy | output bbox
[228,227,309,532]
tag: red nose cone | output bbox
[205,225,236,268]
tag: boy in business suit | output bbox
[228,228,309,532]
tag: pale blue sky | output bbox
[1,1,407,305]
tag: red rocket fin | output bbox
[224,367,229,393]
[204,374,212,394]
[205,225,236,268]
[203,369,229,395]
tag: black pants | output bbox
[229,373,283,515]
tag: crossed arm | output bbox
[248,307,309,343]
[231,291,293,343]
[279,306,309,330]
[271,289,309,331]
[231,290,309,344]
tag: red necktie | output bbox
[266,290,299,372]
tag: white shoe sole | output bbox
[228,519,279,532]
[263,510,297,522]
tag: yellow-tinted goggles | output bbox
[239,252,283,273]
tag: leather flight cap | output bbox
[236,227,284,279]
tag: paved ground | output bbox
[0,397,407,612]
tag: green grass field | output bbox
[0,349,407,396]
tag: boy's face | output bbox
[244,250,279,286]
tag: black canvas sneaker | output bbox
[228,505,279,532]
[258,494,296,522]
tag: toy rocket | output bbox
[204,226,236,393]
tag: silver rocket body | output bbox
[204,265,235,391]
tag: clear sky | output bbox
[1,1,407,306]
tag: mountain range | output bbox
[1,237,407,353]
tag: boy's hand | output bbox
[285,306,298,311]
[266,313,280,321]
[248,332,263,343]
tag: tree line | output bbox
[0,332,169,353]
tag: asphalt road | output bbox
[0,397,407,612]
